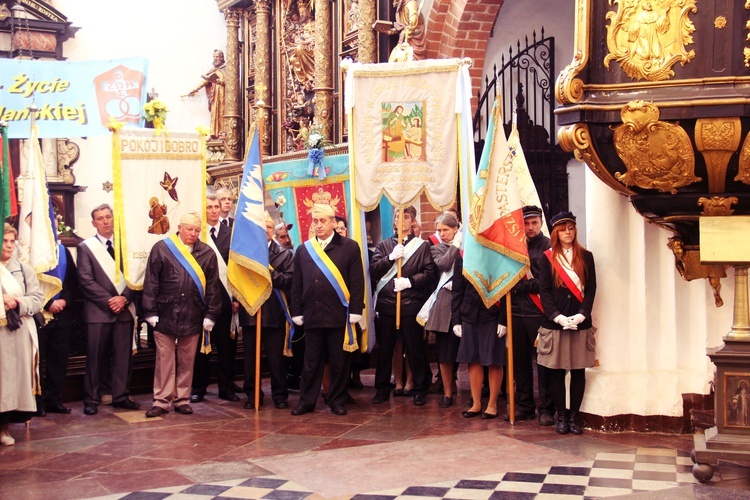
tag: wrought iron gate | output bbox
[473,28,570,218]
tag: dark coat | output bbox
[209,222,231,264]
[538,249,596,330]
[451,257,505,326]
[370,235,437,316]
[42,246,80,328]
[142,237,222,337]
[240,240,294,328]
[511,231,550,318]
[290,232,364,329]
[77,238,136,324]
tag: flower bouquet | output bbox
[306,129,331,180]
[142,99,168,135]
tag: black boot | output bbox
[555,411,569,435]
[568,411,582,435]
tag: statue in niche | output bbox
[185,50,226,139]
[373,0,426,62]
[288,2,316,91]
[346,0,361,33]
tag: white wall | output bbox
[52,0,227,237]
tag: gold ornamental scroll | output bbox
[347,59,462,211]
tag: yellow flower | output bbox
[106,116,124,132]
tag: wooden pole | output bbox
[255,310,262,411]
[395,209,403,329]
[506,292,515,424]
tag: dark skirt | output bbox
[0,410,34,425]
[456,321,506,367]
[432,330,460,363]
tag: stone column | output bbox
[312,0,333,140]
[254,0,273,155]
[223,8,243,162]
[358,0,377,63]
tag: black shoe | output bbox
[112,398,140,410]
[35,407,47,417]
[539,413,555,426]
[322,393,329,404]
[174,404,193,415]
[274,400,289,409]
[145,406,168,418]
[291,403,315,415]
[46,402,72,414]
[413,393,427,406]
[345,393,357,404]
[349,374,364,389]
[219,393,240,402]
[556,417,570,435]
[481,411,498,419]
[83,404,98,416]
[504,410,536,422]
[568,412,583,435]
[438,395,453,408]
[330,405,347,416]
[462,409,482,418]
[371,391,389,404]
[190,394,204,403]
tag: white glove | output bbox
[203,318,215,331]
[497,324,507,338]
[349,313,362,324]
[389,244,405,261]
[443,281,453,291]
[393,277,412,292]
[554,314,572,328]
[146,316,158,328]
[292,316,304,326]
[569,313,585,326]
[453,324,462,338]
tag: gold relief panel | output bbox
[604,0,697,81]
[694,117,741,193]
[612,101,699,194]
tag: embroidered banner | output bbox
[346,59,470,211]
[112,127,206,289]
[0,58,148,139]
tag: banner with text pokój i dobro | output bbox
[0,57,148,139]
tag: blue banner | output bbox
[0,58,148,139]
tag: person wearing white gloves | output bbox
[536,211,597,436]
[142,212,222,418]
[451,257,507,420]
[289,204,365,416]
[370,206,437,407]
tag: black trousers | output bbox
[37,319,71,405]
[192,308,236,397]
[84,320,133,405]
[374,313,432,395]
[298,327,352,407]
[546,368,585,416]
[243,325,288,403]
[512,315,555,415]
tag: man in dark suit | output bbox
[191,193,239,402]
[216,187,235,227]
[77,204,139,415]
[290,204,364,416]
[36,244,79,416]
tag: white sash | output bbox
[373,237,425,305]
[82,236,137,349]
[416,266,453,327]
[204,234,232,299]
[0,262,39,392]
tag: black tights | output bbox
[546,368,585,416]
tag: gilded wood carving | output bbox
[735,132,750,185]
[694,117,741,193]
[612,101,699,193]
[604,0,697,81]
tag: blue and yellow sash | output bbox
[304,239,358,352]
[165,234,210,353]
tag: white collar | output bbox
[318,232,335,248]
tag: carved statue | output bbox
[288,3,315,91]
[185,50,226,139]
[373,0,426,62]
[667,236,726,307]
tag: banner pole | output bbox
[255,310,262,412]
[506,292,515,424]
[396,209,403,329]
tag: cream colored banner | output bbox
[114,128,206,289]
[348,59,461,210]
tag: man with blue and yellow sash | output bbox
[289,204,364,416]
[142,212,222,417]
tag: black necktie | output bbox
[221,219,228,227]
[106,240,115,260]
[210,227,217,242]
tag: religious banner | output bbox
[345,58,472,210]
[463,99,529,308]
[293,183,348,242]
[112,128,206,288]
[0,58,148,139]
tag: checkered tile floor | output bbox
[105,448,697,499]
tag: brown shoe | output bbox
[145,406,168,418]
[174,404,193,415]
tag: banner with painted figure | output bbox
[462,99,530,308]
[345,58,472,211]
[0,58,148,139]
[112,128,206,289]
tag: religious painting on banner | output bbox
[346,58,472,211]
[293,183,348,242]
[112,128,206,289]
